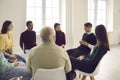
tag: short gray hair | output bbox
[40,26,55,42]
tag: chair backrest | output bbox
[33,67,66,80]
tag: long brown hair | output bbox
[95,24,110,50]
[1,20,12,34]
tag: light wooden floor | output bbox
[76,44,120,80]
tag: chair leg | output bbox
[81,75,87,80]
[79,73,81,78]
[90,76,95,80]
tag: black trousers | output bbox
[65,56,80,80]
[67,48,81,58]
[66,71,76,80]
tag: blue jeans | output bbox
[5,50,26,63]
[4,66,32,80]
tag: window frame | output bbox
[88,0,110,31]
[26,0,62,35]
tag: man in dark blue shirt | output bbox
[67,22,97,58]
[20,21,37,54]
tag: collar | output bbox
[86,32,92,35]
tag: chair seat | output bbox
[75,62,101,77]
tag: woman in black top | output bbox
[66,25,110,80]
[54,23,66,48]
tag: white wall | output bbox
[66,0,88,49]
[0,0,120,51]
[108,0,120,44]
[0,0,26,53]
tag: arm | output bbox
[0,51,14,73]
[87,34,97,49]
[79,33,86,44]
[91,34,97,45]
[60,32,66,48]
[83,45,107,63]
[80,40,95,49]
[0,34,16,58]
[20,33,24,50]
[63,32,66,45]
[26,58,32,73]
[26,52,32,73]
[63,50,71,73]
[34,32,37,46]
[2,50,16,58]
[80,33,96,49]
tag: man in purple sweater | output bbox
[20,21,37,54]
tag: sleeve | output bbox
[88,44,94,49]
[34,32,37,46]
[83,45,107,63]
[0,51,14,73]
[11,34,14,49]
[87,33,97,49]
[63,32,66,45]
[8,63,14,69]
[20,33,24,50]
[26,51,32,73]
[90,33,97,45]
[0,34,6,50]
[82,33,86,40]
[63,50,71,73]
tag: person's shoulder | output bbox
[83,32,87,35]
[53,44,65,51]
[61,31,65,34]
[98,44,108,52]
[29,46,39,57]
[0,34,7,42]
[9,32,14,36]
[21,30,27,35]
[56,45,67,54]
[31,30,36,33]
[89,33,96,36]
[91,33,95,35]
[0,34,3,39]
[0,34,5,38]
[32,31,36,33]
[0,33,2,37]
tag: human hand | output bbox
[13,60,19,67]
[61,44,65,48]
[10,54,16,58]
[80,40,89,46]
[77,55,85,60]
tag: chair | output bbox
[75,62,101,80]
[33,67,66,80]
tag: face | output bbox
[55,25,61,31]
[7,24,13,31]
[27,23,33,31]
[84,26,92,32]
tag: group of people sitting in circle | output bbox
[0,20,110,80]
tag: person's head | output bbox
[40,26,55,43]
[1,20,13,34]
[54,23,61,31]
[95,24,110,50]
[84,22,92,32]
[26,21,33,31]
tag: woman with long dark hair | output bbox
[67,25,110,80]
[0,20,26,63]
